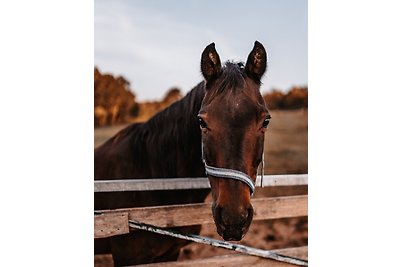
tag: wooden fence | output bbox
[94,174,308,266]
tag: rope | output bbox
[129,219,308,266]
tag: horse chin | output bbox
[219,227,247,241]
[215,224,249,241]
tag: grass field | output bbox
[264,109,308,175]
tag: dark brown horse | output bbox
[94,41,270,266]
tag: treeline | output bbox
[263,86,308,110]
[133,88,182,122]
[94,68,182,127]
[94,68,307,127]
[94,67,138,127]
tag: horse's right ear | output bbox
[201,43,222,82]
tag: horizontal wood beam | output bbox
[94,174,308,192]
[94,195,307,238]
[94,212,129,238]
[133,246,308,267]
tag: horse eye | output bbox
[262,118,270,128]
[198,117,208,129]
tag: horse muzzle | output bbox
[213,204,254,241]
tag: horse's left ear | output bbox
[245,41,267,83]
[201,43,222,82]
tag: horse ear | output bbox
[201,43,222,82]
[245,41,267,83]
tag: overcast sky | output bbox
[95,0,307,101]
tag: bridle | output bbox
[201,143,264,195]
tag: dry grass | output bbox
[264,109,308,175]
[94,124,129,148]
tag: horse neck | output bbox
[139,82,206,177]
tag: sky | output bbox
[95,0,307,101]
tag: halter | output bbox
[201,143,264,196]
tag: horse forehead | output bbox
[212,93,261,121]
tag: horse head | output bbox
[198,41,270,241]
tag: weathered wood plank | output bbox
[256,174,308,187]
[95,195,307,230]
[94,174,308,192]
[94,212,129,238]
[94,178,209,192]
[133,246,308,267]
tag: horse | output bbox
[94,41,270,266]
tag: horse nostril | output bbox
[239,208,252,226]
[215,206,225,225]
[217,207,233,227]
[247,207,254,222]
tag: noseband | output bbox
[201,143,264,195]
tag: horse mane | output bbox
[127,82,207,177]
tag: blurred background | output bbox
[94,0,307,265]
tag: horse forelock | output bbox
[205,61,245,99]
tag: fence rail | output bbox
[94,195,307,239]
[94,174,308,265]
[94,174,308,192]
